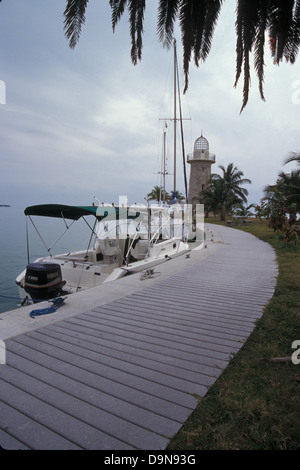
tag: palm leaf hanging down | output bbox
[235,0,300,112]
[110,0,146,64]
[64,0,146,63]
[64,0,89,49]
[158,0,223,93]
[63,0,300,112]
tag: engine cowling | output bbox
[24,262,66,302]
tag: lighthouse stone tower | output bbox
[187,133,216,203]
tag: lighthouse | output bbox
[187,133,216,203]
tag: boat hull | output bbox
[16,237,192,304]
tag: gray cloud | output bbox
[0,0,299,209]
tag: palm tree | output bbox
[196,162,251,220]
[146,185,168,203]
[262,167,300,228]
[166,190,186,204]
[62,0,300,112]
[278,170,300,212]
[146,186,185,204]
[198,178,228,220]
[197,175,243,220]
[281,152,300,212]
[214,162,252,203]
[233,202,256,218]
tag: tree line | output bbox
[146,186,185,204]
[147,154,300,245]
[147,162,253,221]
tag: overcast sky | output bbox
[0,0,299,209]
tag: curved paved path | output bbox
[0,224,278,450]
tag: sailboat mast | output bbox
[173,39,177,194]
[159,38,189,201]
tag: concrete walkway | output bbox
[0,224,278,450]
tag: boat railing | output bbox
[54,254,94,266]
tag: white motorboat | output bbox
[15,202,203,304]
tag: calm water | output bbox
[0,206,93,313]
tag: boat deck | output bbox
[0,224,278,450]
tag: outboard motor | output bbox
[24,262,66,302]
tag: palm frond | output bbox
[234,0,261,113]
[117,0,146,64]
[179,0,223,93]
[61,0,300,112]
[288,0,300,63]
[268,0,296,64]
[64,0,89,49]
[198,0,223,63]
[192,1,208,66]
[253,1,269,101]
[109,0,127,31]
[110,0,146,64]
[157,0,179,48]
[234,0,244,91]
[179,1,196,93]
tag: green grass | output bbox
[167,218,300,450]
